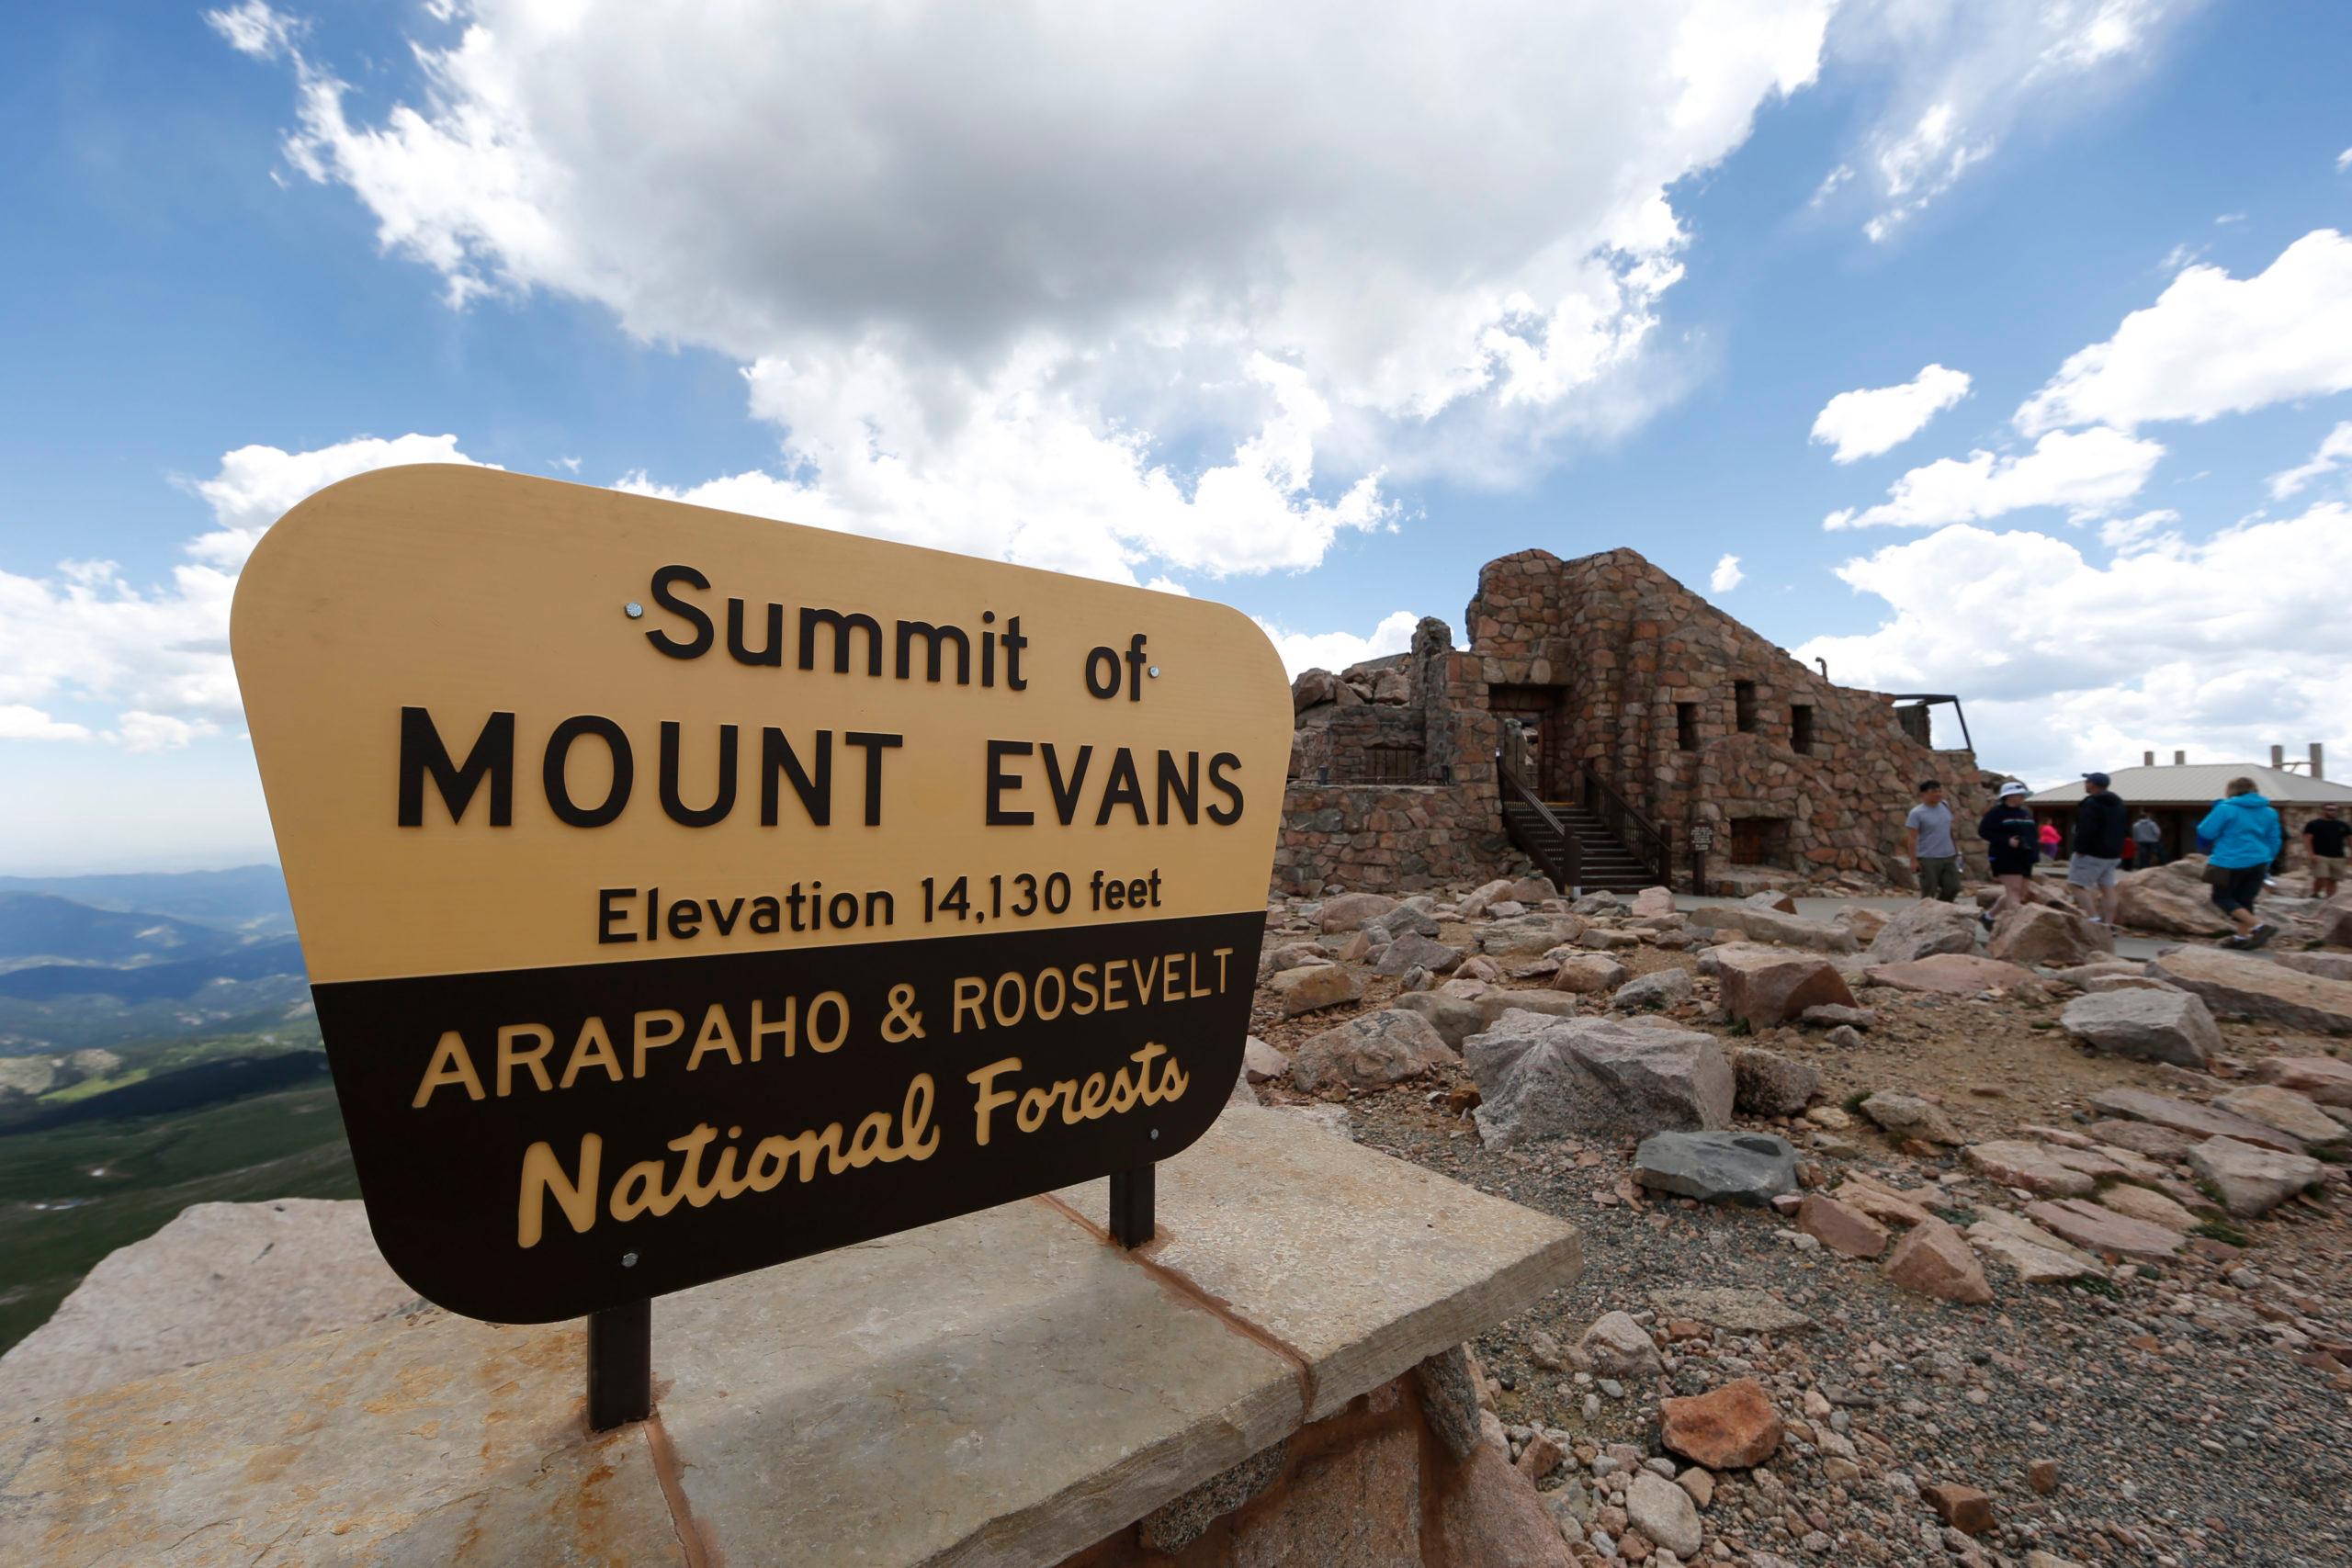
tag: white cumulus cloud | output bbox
[1823,426,2163,529]
[0,434,492,742]
[2016,230,2352,434]
[2267,421,2352,500]
[1795,509,2352,787]
[1255,611,1424,679]
[213,1,1859,578]
[1826,0,2200,243]
[1709,554,1745,592]
[1809,363,1972,462]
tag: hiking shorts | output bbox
[2211,864,2267,916]
[2067,854,2121,890]
[1917,855,1962,902]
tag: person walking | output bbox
[1907,778,1962,903]
[2199,777,2283,948]
[2304,802,2347,901]
[2131,810,2164,869]
[1977,781,2039,931]
[2038,820,2062,864]
[2069,772,2130,926]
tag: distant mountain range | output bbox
[0,866,294,939]
[0,869,311,1053]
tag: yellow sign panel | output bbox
[232,467,1291,1321]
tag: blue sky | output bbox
[4,1,2349,872]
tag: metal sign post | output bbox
[1689,823,1713,897]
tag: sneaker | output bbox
[2222,934,2250,950]
[2247,923,2276,949]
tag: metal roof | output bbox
[2027,762,2352,807]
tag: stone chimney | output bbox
[2271,744,2286,769]
[2314,742,2327,781]
[2173,750,2186,765]
[2143,750,2154,766]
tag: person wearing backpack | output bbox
[1977,781,2039,931]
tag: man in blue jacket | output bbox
[2199,778,2283,949]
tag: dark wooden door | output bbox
[1538,707,1576,801]
[1730,818,1770,864]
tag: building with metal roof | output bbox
[2023,744,2348,869]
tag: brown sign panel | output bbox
[232,467,1290,1323]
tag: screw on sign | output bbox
[231,468,1292,1430]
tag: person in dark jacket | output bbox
[1977,782,2040,931]
[2068,772,2130,926]
[2199,778,2283,949]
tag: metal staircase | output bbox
[1497,750,1674,895]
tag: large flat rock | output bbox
[0,1198,418,1409]
[0,1107,1579,1566]
[1052,1104,1581,1422]
[2147,945,2352,1035]
[2086,1087,2306,1154]
[1864,953,2038,995]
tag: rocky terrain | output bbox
[1238,862,2352,1568]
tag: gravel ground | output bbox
[1250,888,2352,1567]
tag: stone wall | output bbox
[1464,547,1984,884]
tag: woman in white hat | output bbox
[1977,781,2040,931]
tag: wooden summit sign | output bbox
[232,467,1291,1326]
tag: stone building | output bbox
[1279,546,1984,896]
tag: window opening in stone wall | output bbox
[1676,702,1698,751]
[1735,681,1757,734]
[1792,704,1815,755]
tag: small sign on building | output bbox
[232,468,1291,1333]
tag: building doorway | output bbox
[1728,817,1789,867]
[1489,684,1574,798]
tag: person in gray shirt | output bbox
[1906,779,1962,902]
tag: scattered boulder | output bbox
[1626,1471,1703,1559]
[2188,1136,2326,1218]
[1464,1014,1734,1148]
[1797,1003,1875,1030]
[1988,904,2115,966]
[1961,1140,2098,1199]
[2057,989,2221,1067]
[1549,954,1630,995]
[1611,968,1695,1011]
[1965,1210,2102,1283]
[1883,1216,1994,1303]
[1823,1024,1866,1048]
[1633,1131,1800,1206]
[2021,1199,2184,1262]
[1287,1010,1453,1093]
[1688,904,1857,953]
[2147,945,2352,1035]
[2273,951,2352,984]
[1577,1311,1662,1381]
[1858,1092,1962,1146]
[1240,1036,1287,1083]
[1459,878,1517,919]
[1387,990,1487,1050]
[1371,932,1464,976]
[1632,886,1678,919]
[1505,875,1557,905]
[2322,896,2352,948]
[1798,1193,1889,1258]
[2249,1055,2352,1108]
[1924,1483,1995,1536]
[1866,900,1983,963]
[1365,903,1442,942]
[2083,1118,2199,1161]
[1481,914,1581,957]
[1659,1378,1783,1470]
[1712,944,1858,1028]
[2114,859,2235,936]
[2096,1183,2197,1233]
[1866,953,2038,995]
[1290,669,1340,711]
[2214,1084,2341,1145]
[1316,891,1397,932]
[1270,964,1363,1017]
[1744,890,1799,915]
[2088,1088,2306,1154]
[1646,1287,1814,1336]
[1731,1047,1821,1117]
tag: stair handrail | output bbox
[1496,740,1582,891]
[1577,762,1673,888]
